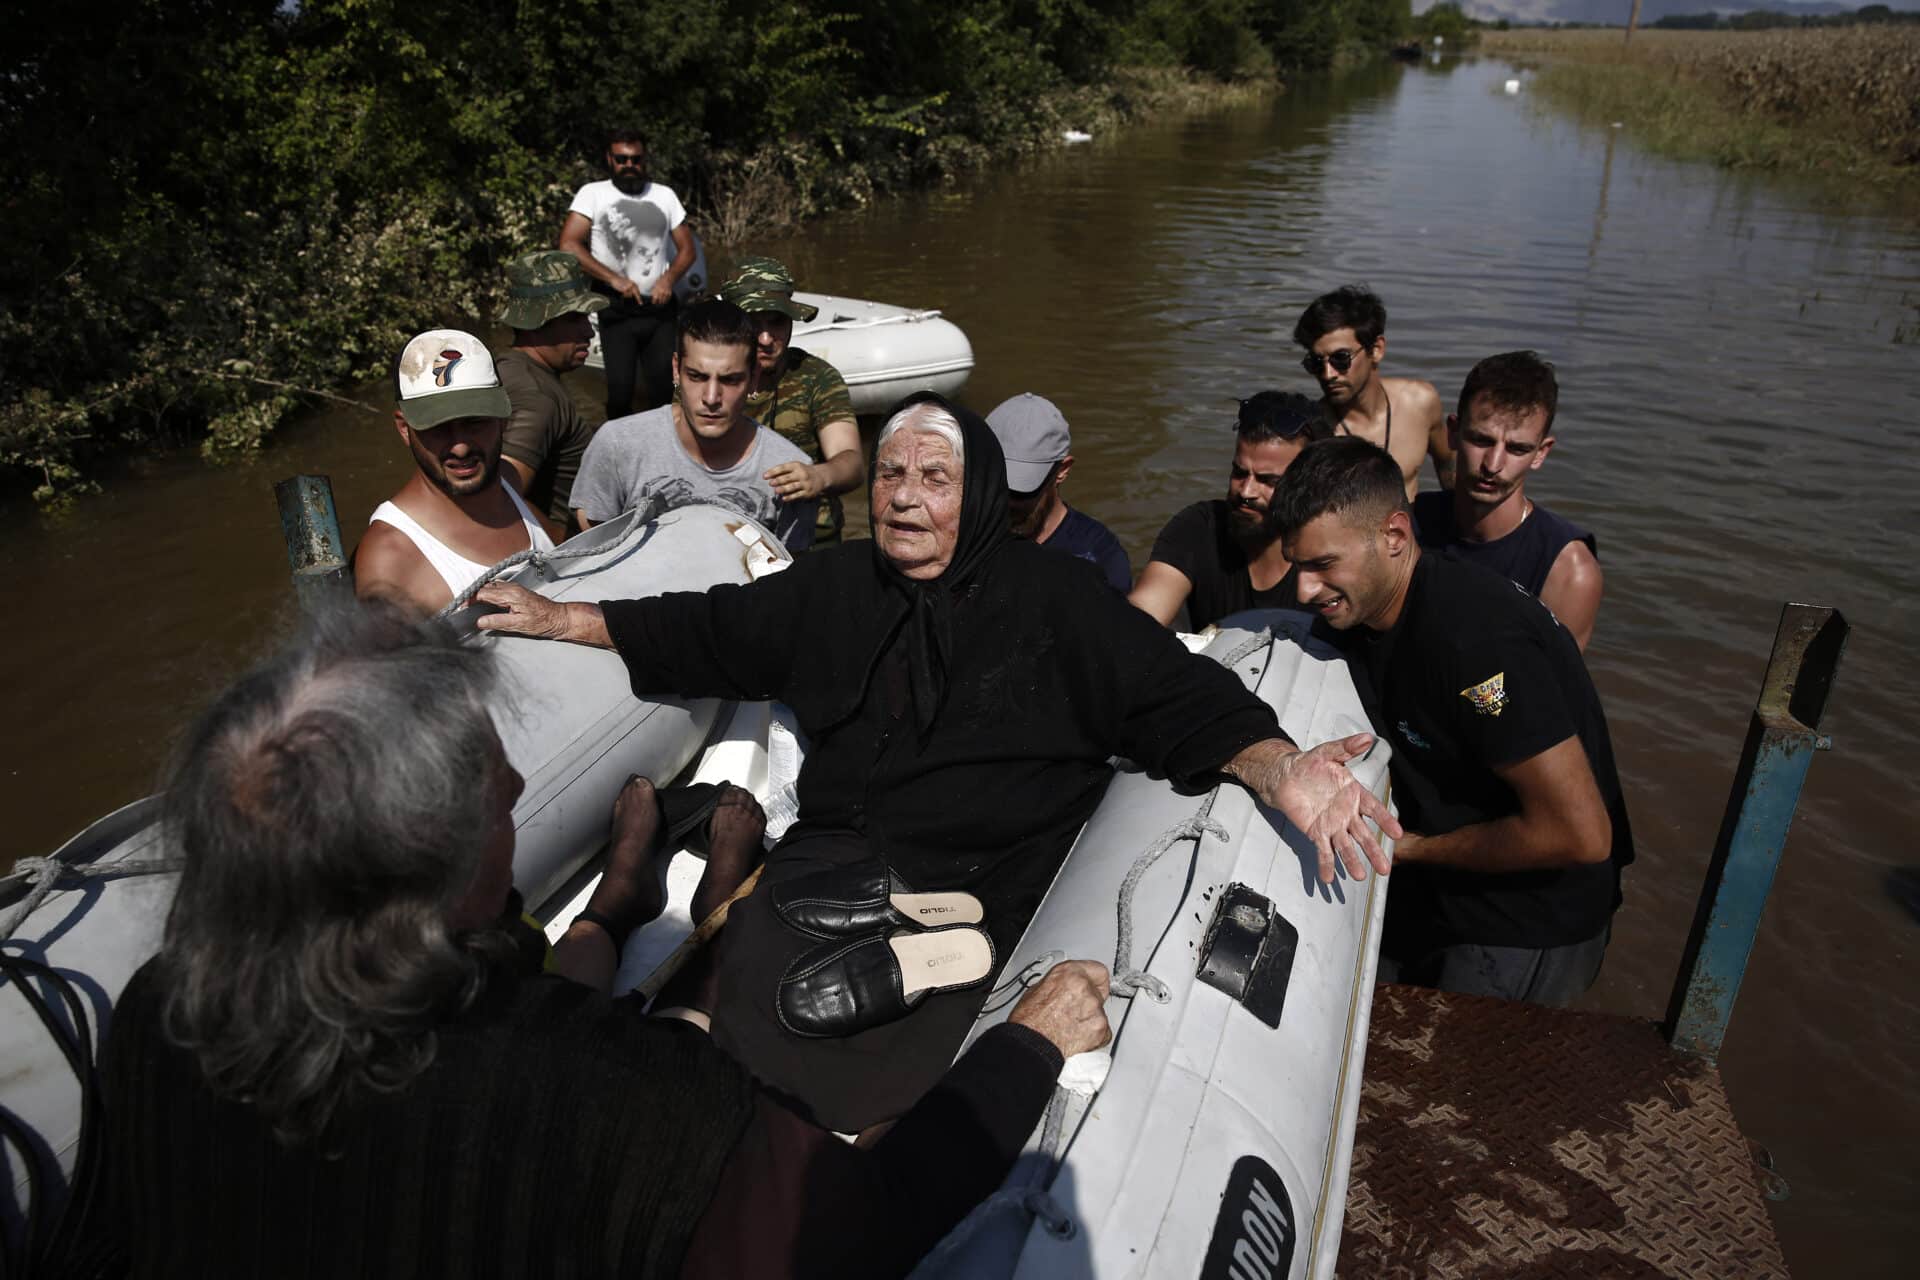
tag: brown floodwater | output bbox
[5,56,1917,1274]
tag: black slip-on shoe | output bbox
[771,858,985,939]
[776,925,997,1039]
[657,782,726,858]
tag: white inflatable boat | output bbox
[786,291,975,415]
[589,269,975,416]
[915,610,1394,1280]
[0,503,786,1211]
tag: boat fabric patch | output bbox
[1199,1154,1296,1280]
[1459,671,1509,717]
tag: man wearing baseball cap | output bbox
[719,257,862,547]
[355,329,555,614]
[495,250,607,531]
[984,393,1130,591]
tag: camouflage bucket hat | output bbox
[718,256,818,322]
[498,250,608,330]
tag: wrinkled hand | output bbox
[473,581,573,640]
[648,277,675,306]
[764,460,824,502]
[1261,734,1403,883]
[1008,960,1113,1059]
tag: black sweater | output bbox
[602,535,1285,946]
[88,962,1064,1279]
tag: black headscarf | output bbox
[868,392,1009,737]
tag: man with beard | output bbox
[354,330,555,614]
[558,128,698,419]
[719,258,864,549]
[1275,437,1632,1006]
[1294,285,1451,499]
[570,299,817,552]
[984,392,1129,590]
[1412,351,1604,651]
[1128,391,1331,630]
[493,250,606,534]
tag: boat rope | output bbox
[1214,624,1275,673]
[0,853,183,941]
[1110,798,1227,1004]
[435,515,651,620]
[0,948,111,1277]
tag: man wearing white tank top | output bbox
[355,330,555,614]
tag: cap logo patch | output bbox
[432,350,464,387]
[1460,672,1508,717]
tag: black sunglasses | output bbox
[1236,397,1319,439]
[1300,348,1362,376]
[610,154,648,168]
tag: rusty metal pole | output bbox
[274,475,352,615]
[1664,603,1848,1061]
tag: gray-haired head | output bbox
[876,399,966,463]
[157,601,513,1141]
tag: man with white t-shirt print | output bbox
[558,128,698,419]
[355,329,555,615]
[570,299,818,553]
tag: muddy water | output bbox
[5,55,1917,1274]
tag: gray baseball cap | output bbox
[986,393,1072,492]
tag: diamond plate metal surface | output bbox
[1338,984,1790,1278]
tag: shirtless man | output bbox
[355,330,554,614]
[1294,285,1451,499]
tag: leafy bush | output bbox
[2,0,1411,499]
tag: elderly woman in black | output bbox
[476,394,1400,1133]
[83,605,1112,1279]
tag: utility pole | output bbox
[1626,0,1643,43]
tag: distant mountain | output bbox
[1440,0,1906,25]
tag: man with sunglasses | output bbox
[1129,391,1331,630]
[1294,285,1451,501]
[559,128,698,419]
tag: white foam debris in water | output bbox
[1504,79,1521,95]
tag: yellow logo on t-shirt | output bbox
[1460,672,1509,717]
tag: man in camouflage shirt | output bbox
[494,250,606,532]
[720,257,863,546]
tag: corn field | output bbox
[1482,27,1920,167]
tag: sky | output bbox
[1424,0,1920,23]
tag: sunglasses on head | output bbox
[1300,348,1363,377]
[1236,398,1319,439]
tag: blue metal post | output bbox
[274,475,352,614]
[1665,603,1849,1061]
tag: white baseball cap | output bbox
[394,329,512,429]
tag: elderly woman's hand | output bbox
[1008,960,1113,1059]
[473,582,612,648]
[1228,734,1404,884]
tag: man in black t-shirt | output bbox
[1272,437,1634,1007]
[1129,392,1333,630]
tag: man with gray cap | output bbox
[985,393,1130,591]
[720,256,862,547]
[495,250,607,531]
[355,329,554,614]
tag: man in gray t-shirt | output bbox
[570,299,819,552]
[572,404,816,550]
